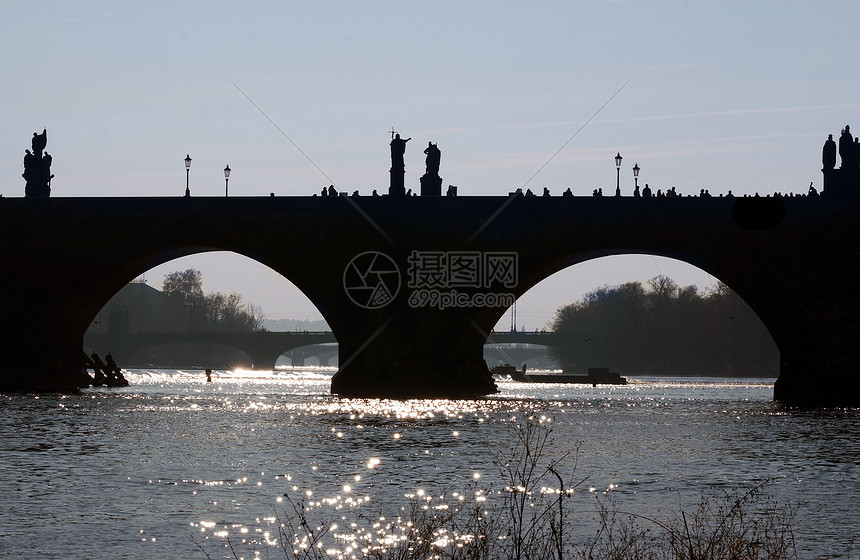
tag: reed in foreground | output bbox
[197,417,798,560]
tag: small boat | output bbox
[527,367,627,385]
[493,364,627,385]
[489,363,530,382]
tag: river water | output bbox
[1,369,857,559]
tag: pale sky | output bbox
[3,1,858,329]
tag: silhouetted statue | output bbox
[23,129,53,197]
[389,133,411,196]
[419,141,442,196]
[855,138,860,169]
[839,125,853,168]
[823,133,837,170]
[423,142,440,176]
[390,134,410,171]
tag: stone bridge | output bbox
[84,331,337,369]
[2,166,859,405]
[83,330,555,370]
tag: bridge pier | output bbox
[330,311,498,399]
[774,322,860,406]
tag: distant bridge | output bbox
[84,330,558,369]
[84,331,336,369]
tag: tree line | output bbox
[161,268,264,332]
[549,276,778,376]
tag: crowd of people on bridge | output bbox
[304,131,835,200]
[82,351,128,387]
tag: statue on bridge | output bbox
[823,133,837,170]
[420,141,443,196]
[23,129,53,198]
[839,125,855,169]
[389,132,411,196]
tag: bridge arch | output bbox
[86,251,336,369]
[495,253,777,375]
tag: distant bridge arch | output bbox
[85,331,338,369]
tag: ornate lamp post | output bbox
[615,152,623,196]
[224,164,231,197]
[184,154,192,197]
[633,163,640,190]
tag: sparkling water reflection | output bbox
[1,370,857,559]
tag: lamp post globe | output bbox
[224,165,231,197]
[633,162,640,189]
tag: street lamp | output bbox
[633,163,640,190]
[224,164,231,197]
[615,152,622,196]
[184,154,192,197]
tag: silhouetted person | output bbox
[839,125,853,168]
[423,142,440,176]
[642,184,652,197]
[372,189,379,196]
[542,187,551,197]
[563,187,573,197]
[328,185,337,196]
[321,187,328,196]
[634,185,640,197]
[823,133,837,170]
[205,368,212,382]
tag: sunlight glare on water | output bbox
[1,370,857,559]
